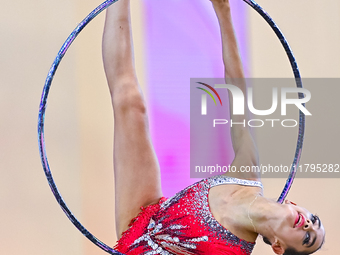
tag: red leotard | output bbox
[115,175,263,255]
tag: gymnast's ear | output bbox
[271,239,285,255]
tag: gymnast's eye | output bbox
[311,214,317,224]
[303,232,311,245]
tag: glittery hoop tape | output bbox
[242,0,305,203]
[38,0,304,254]
[38,1,124,254]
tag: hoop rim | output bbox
[38,0,305,254]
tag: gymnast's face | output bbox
[273,200,325,254]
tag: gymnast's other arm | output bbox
[211,0,260,181]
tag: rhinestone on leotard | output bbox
[116,175,261,254]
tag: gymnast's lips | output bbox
[294,213,305,228]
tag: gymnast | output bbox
[102,0,325,254]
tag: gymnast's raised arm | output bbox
[211,0,260,181]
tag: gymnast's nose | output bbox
[303,219,312,230]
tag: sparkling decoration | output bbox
[115,176,260,254]
[242,0,305,203]
[38,1,123,254]
[38,0,304,254]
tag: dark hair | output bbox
[262,236,309,255]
